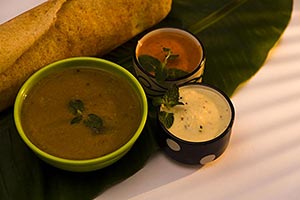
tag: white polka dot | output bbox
[166,138,181,151]
[200,154,216,165]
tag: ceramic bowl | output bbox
[157,83,235,165]
[133,27,206,98]
[14,57,148,172]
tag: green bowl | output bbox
[14,57,148,172]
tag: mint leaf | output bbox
[167,68,189,79]
[152,96,164,107]
[153,85,184,129]
[162,85,184,109]
[152,85,184,109]
[70,115,83,124]
[138,47,185,82]
[83,114,103,134]
[155,64,168,83]
[167,54,179,61]
[162,47,171,52]
[163,47,179,63]
[68,99,104,133]
[159,111,174,129]
[69,99,84,115]
[138,55,161,73]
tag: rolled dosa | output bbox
[0,0,172,111]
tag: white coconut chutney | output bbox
[161,84,232,142]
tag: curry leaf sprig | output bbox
[138,47,188,82]
[153,85,184,129]
[68,99,103,133]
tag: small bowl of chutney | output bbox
[157,83,235,165]
[133,27,206,97]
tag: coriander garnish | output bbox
[68,99,103,133]
[138,47,188,82]
[153,85,184,129]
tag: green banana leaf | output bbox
[0,0,293,199]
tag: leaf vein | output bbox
[188,0,248,34]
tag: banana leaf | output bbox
[0,0,293,199]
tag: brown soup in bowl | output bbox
[21,67,142,160]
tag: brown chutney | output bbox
[136,30,202,73]
[21,67,142,160]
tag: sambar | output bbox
[21,67,142,160]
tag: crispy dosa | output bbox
[0,0,172,111]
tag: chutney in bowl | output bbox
[157,83,235,165]
[133,27,206,97]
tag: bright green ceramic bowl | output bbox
[14,57,148,172]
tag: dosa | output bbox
[0,0,172,111]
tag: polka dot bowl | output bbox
[156,83,235,165]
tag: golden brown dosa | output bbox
[0,0,67,74]
[0,0,172,111]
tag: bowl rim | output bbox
[133,27,206,82]
[14,56,148,166]
[158,82,235,145]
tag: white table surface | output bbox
[1,1,300,200]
